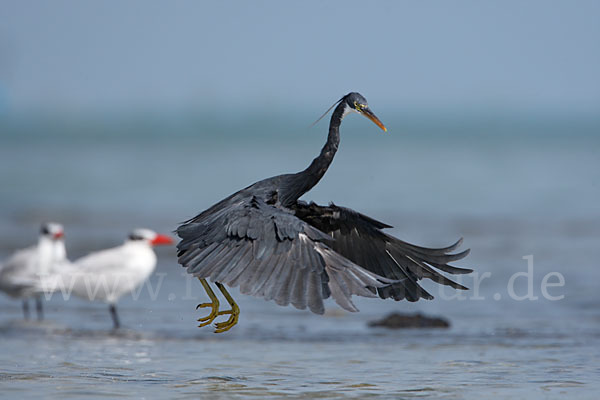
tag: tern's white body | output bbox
[68,240,157,304]
[49,228,171,329]
[0,236,67,299]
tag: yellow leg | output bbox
[196,278,220,328]
[213,282,240,333]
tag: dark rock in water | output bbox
[368,312,450,329]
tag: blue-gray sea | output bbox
[1,112,599,399]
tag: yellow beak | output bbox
[361,108,387,132]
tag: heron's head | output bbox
[41,222,64,241]
[342,92,387,132]
[128,228,173,247]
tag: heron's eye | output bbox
[353,101,363,111]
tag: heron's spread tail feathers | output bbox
[291,201,472,303]
[376,237,471,302]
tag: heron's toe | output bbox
[213,304,240,333]
[196,301,220,327]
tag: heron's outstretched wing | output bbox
[292,201,472,302]
[176,195,396,314]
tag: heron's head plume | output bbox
[342,92,387,132]
[311,92,386,132]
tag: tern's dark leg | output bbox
[35,296,44,321]
[196,278,220,328]
[22,300,30,320]
[213,282,240,333]
[109,304,120,330]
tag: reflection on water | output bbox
[1,118,599,398]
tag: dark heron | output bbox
[176,92,472,333]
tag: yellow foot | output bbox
[196,299,220,327]
[214,303,240,333]
[196,278,220,328]
[213,282,240,333]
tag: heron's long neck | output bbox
[281,102,346,205]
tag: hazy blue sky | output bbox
[1,0,599,114]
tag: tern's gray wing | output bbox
[176,195,395,314]
[292,201,472,302]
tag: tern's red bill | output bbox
[151,234,173,246]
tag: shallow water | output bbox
[1,116,599,398]
[1,285,598,399]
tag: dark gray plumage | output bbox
[292,201,472,302]
[177,92,471,318]
[177,195,395,314]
